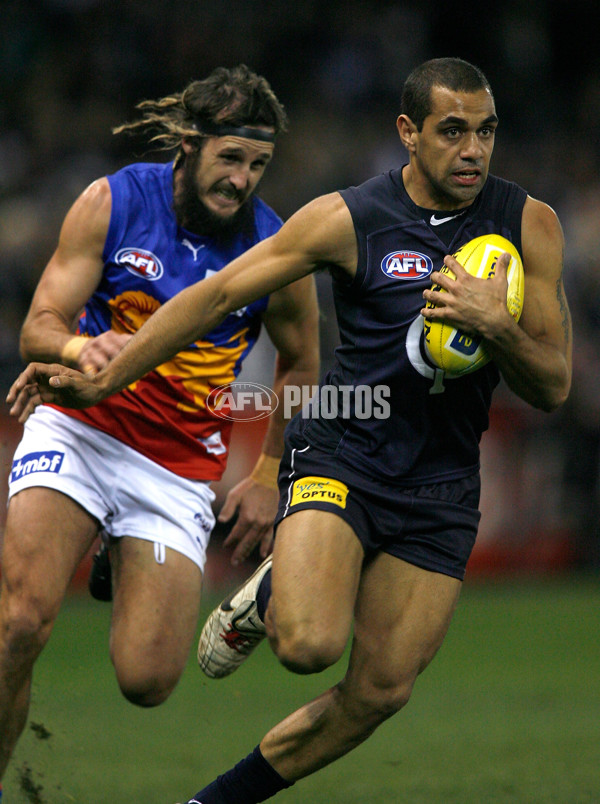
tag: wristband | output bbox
[61,336,88,365]
[250,453,280,490]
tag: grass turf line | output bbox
[5,576,600,803]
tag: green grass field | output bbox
[4,576,600,803]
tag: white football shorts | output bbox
[8,406,216,571]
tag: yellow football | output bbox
[423,234,524,376]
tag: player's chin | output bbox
[449,173,485,199]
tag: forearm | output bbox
[260,351,320,458]
[92,281,227,400]
[485,320,571,412]
[20,311,83,366]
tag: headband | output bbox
[196,120,275,143]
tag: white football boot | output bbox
[198,555,271,678]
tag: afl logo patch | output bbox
[381,251,433,280]
[116,248,164,281]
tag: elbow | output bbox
[213,286,237,324]
[534,378,571,413]
[536,397,564,414]
[526,351,572,413]
[19,328,34,363]
[545,389,570,413]
[18,316,47,363]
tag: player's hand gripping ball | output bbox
[424,234,524,376]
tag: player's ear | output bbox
[181,137,200,155]
[397,115,417,152]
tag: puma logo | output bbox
[182,239,206,260]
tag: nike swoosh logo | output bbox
[430,211,466,226]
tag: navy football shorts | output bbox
[273,440,481,581]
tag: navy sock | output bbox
[256,568,272,622]
[184,745,292,803]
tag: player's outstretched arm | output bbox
[8,192,356,419]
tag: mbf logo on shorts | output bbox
[115,247,164,281]
[381,251,433,280]
[11,451,64,483]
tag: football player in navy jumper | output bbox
[8,58,572,803]
[0,66,319,787]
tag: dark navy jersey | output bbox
[287,167,527,486]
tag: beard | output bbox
[173,154,256,243]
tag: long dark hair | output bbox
[113,64,288,154]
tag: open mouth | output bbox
[452,170,481,186]
[215,186,240,201]
[204,178,243,209]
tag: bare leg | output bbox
[0,488,98,780]
[109,538,203,706]
[265,510,364,675]
[262,549,461,781]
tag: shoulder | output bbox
[66,177,112,229]
[522,195,562,230]
[79,176,111,205]
[520,196,564,276]
[285,192,357,279]
[522,196,564,250]
[280,192,354,250]
[54,177,112,255]
[250,192,356,281]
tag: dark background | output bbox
[1,0,599,571]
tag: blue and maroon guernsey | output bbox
[288,168,527,486]
[54,161,282,480]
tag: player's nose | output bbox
[460,132,484,160]
[228,166,250,190]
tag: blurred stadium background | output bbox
[1,0,599,580]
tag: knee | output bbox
[345,676,414,730]
[369,682,413,721]
[111,643,182,706]
[114,667,178,707]
[0,590,56,661]
[272,624,347,675]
